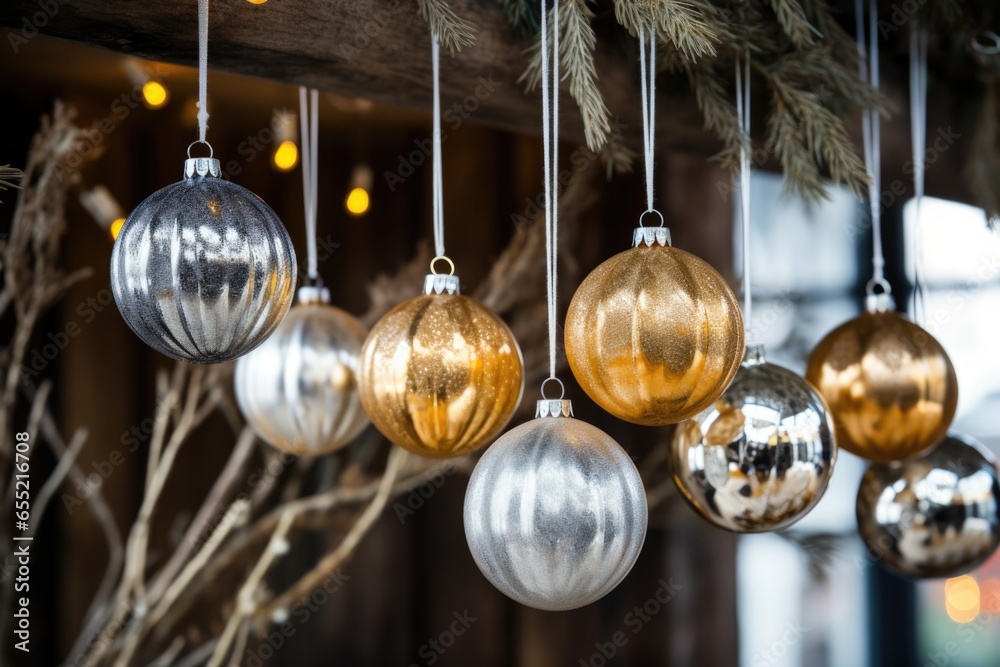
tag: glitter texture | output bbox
[111,158,296,363]
[359,292,523,457]
[565,243,744,425]
[806,311,958,462]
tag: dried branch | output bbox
[415,0,476,54]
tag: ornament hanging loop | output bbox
[971,30,1000,55]
[865,276,891,296]
[638,209,665,228]
[430,255,455,276]
[186,140,214,159]
[540,377,565,401]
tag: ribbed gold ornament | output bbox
[360,275,523,458]
[806,304,958,463]
[565,230,744,425]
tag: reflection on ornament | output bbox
[235,285,369,456]
[111,158,296,363]
[359,274,523,458]
[805,294,958,463]
[565,227,744,426]
[464,399,648,610]
[672,344,837,532]
[856,434,1000,579]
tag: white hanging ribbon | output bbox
[910,24,928,324]
[735,52,752,335]
[298,87,319,280]
[855,0,885,293]
[638,25,656,216]
[541,0,560,384]
[431,33,446,261]
[196,0,210,145]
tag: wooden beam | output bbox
[0,0,714,155]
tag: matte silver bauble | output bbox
[857,433,1000,579]
[463,399,648,611]
[111,158,296,363]
[671,344,837,532]
[234,285,369,456]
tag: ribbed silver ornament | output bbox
[111,158,296,363]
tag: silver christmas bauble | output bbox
[857,433,1000,579]
[234,285,369,456]
[111,158,296,363]
[463,399,648,611]
[672,344,837,533]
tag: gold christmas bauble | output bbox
[565,229,744,425]
[359,275,524,458]
[805,302,958,463]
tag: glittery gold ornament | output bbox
[805,293,958,463]
[672,344,837,532]
[359,273,524,458]
[565,227,745,426]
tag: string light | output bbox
[345,164,373,216]
[945,576,981,624]
[141,80,169,109]
[110,218,126,240]
[272,140,298,171]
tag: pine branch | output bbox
[522,0,612,152]
[415,0,476,54]
[767,0,816,49]
[686,60,748,171]
[654,0,718,62]
[613,0,653,37]
[496,0,539,35]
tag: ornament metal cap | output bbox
[423,274,461,295]
[536,399,574,418]
[632,227,671,248]
[296,284,331,305]
[865,291,895,314]
[743,342,766,366]
[184,157,222,179]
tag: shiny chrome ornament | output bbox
[671,344,837,532]
[111,157,296,363]
[856,433,1000,579]
[234,285,369,456]
[463,399,648,611]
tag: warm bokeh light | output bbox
[246,0,268,4]
[981,579,1000,613]
[345,187,370,216]
[110,217,126,240]
[141,81,168,109]
[945,576,981,623]
[272,141,298,171]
